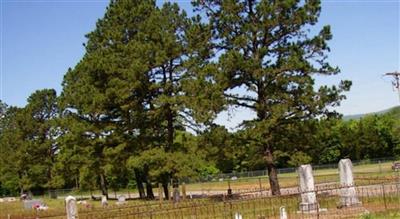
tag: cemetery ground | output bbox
[1,160,400,219]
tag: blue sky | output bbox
[1,0,399,130]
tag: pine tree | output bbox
[62,0,222,199]
[0,90,59,194]
[194,0,351,195]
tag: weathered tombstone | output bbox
[339,159,361,207]
[118,195,126,202]
[116,195,126,205]
[280,206,288,219]
[101,195,108,207]
[23,199,42,209]
[65,196,78,219]
[298,164,319,212]
[234,212,243,219]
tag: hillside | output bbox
[343,105,400,121]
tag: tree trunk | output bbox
[265,147,281,195]
[167,109,174,151]
[142,166,154,199]
[145,182,154,199]
[99,173,109,198]
[162,182,169,200]
[165,64,174,152]
[135,170,146,199]
[75,176,79,189]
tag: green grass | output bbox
[185,161,397,192]
[2,191,399,219]
[360,210,400,219]
[1,161,399,218]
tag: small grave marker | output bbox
[280,206,288,219]
[234,212,242,219]
[116,195,126,205]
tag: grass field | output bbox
[1,161,399,219]
[184,161,398,193]
[1,186,399,219]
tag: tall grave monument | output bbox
[339,159,361,207]
[298,164,319,211]
[65,196,78,219]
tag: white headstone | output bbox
[65,196,78,219]
[339,159,361,206]
[234,212,243,219]
[118,195,126,202]
[298,164,319,211]
[101,195,108,207]
[116,195,126,205]
[280,206,288,219]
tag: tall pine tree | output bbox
[194,0,351,195]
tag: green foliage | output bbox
[193,0,351,194]
[0,90,59,194]
[287,152,312,167]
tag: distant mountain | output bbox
[343,105,400,121]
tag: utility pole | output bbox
[383,71,400,102]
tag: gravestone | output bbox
[298,164,319,212]
[280,206,288,219]
[101,195,108,207]
[339,159,361,206]
[23,199,42,209]
[234,212,242,219]
[116,195,126,205]
[65,196,78,219]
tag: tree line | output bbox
[0,0,398,198]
